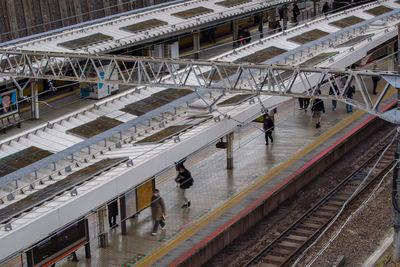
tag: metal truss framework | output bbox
[0,50,399,123]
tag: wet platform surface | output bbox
[48,81,396,267]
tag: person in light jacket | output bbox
[151,189,167,235]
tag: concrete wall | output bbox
[0,0,173,43]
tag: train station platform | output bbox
[29,82,394,267]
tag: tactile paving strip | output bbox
[0,146,53,177]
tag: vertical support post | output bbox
[84,219,91,258]
[393,23,400,263]
[97,206,108,248]
[120,195,127,235]
[258,12,264,39]
[26,250,33,267]
[85,243,91,259]
[232,20,239,48]
[389,44,395,72]
[193,31,200,59]
[30,80,39,120]
[226,132,234,169]
[283,5,288,31]
[313,0,316,17]
[268,8,276,33]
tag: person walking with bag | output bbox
[151,189,167,235]
[175,162,193,208]
[311,98,325,128]
[263,113,274,145]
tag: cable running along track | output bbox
[244,131,397,267]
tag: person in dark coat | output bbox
[151,189,167,235]
[244,29,251,44]
[279,6,284,21]
[311,98,325,128]
[263,113,274,145]
[322,2,329,15]
[372,75,380,95]
[175,163,193,208]
[372,66,380,95]
[293,3,300,24]
[108,200,118,228]
[346,85,355,113]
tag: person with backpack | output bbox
[175,162,193,208]
[311,97,325,128]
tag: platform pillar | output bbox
[312,0,318,17]
[268,8,277,33]
[97,206,108,248]
[226,132,234,169]
[120,195,127,235]
[258,13,264,39]
[193,31,200,59]
[232,20,239,47]
[30,80,39,120]
[388,44,395,71]
[282,5,288,31]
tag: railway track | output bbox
[244,131,397,267]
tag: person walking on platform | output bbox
[346,84,355,113]
[303,97,310,112]
[263,113,274,145]
[108,199,118,228]
[322,2,329,15]
[311,98,325,128]
[293,3,300,25]
[151,189,167,235]
[175,163,193,208]
[371,66,380,95]
[329,78,339,111]
[298,97,304,110]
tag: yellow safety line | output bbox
[19,89,80,112]
[139,109,365,266]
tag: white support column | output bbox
[227,132,234,169]
[97,206,108,248]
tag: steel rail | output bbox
[244,130,397,267]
